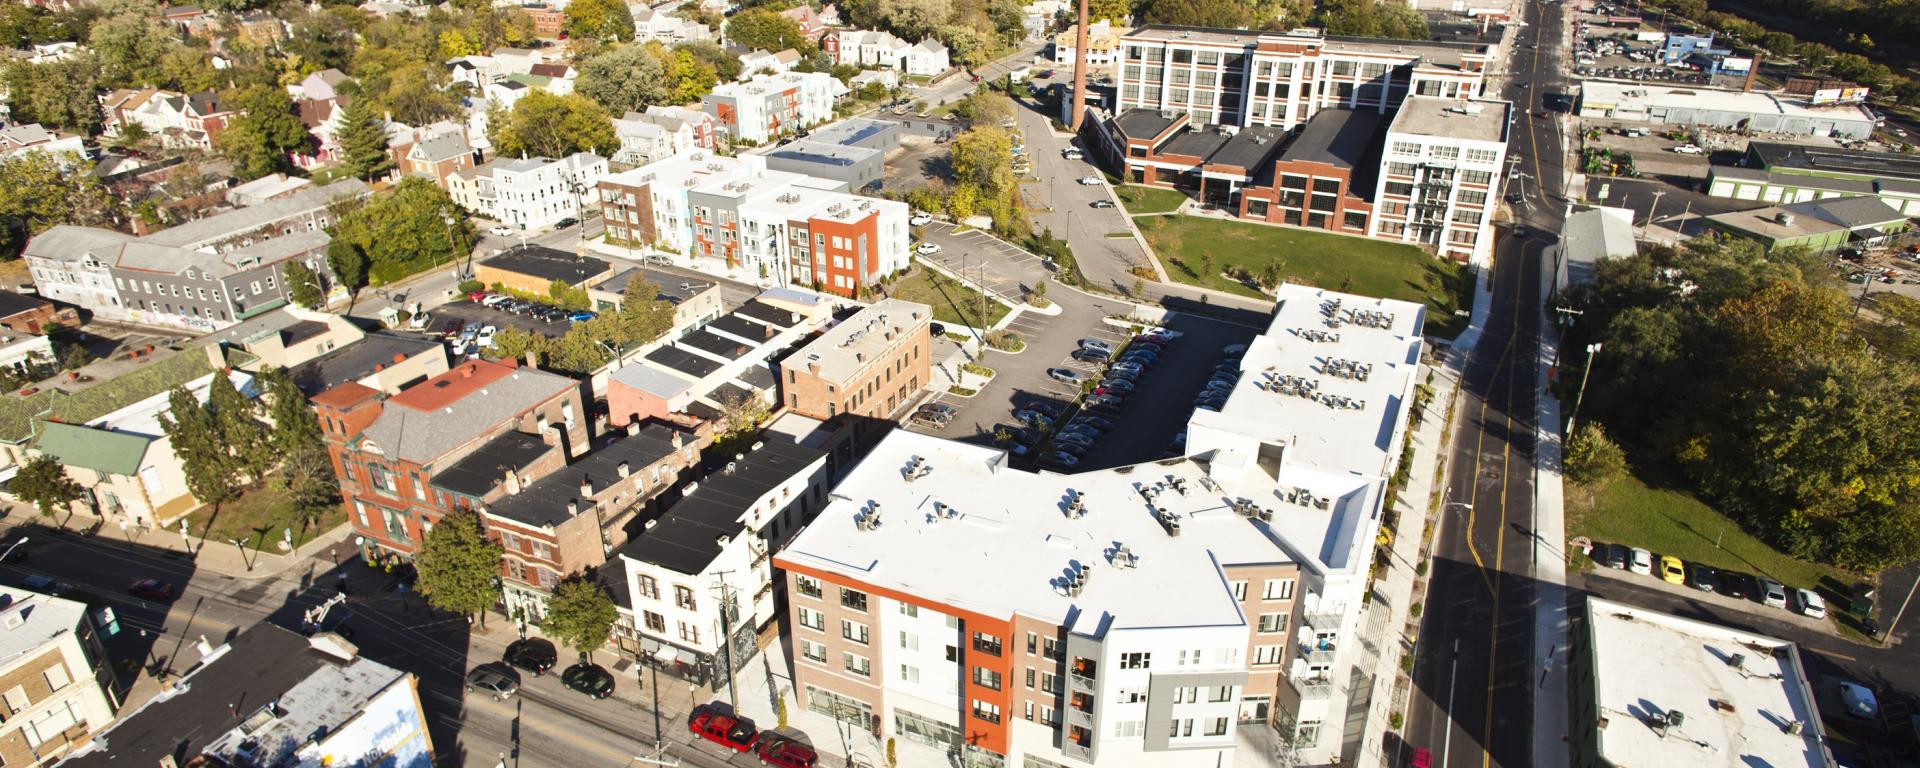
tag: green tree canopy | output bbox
[159,385,240,507]
[12,454,83,517]
[330,177,475,285]
[1139,0,1251,28]
[542,576,619,655]
[575,42,672,115]
[564,0,636,41]
[217,85,314,180]
[487,91,618,159]
[208,371,272,485]
[87,0,173,87]
[333,94,395,182]
[0,151,117,256]
[414,507,504,626]
[259,366,340,528]
[3,56,104,134]
[284,261,325,309]
[726,9,810,53]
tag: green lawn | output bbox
[1135,215,1474,338]
[1115,186,1189,215]
[1567,469,1849,593]
[184,478,347,553]
[886,268,1011,329]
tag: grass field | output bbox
[1115,186,1189,215]
[1135,215,1474,337]
[184,477,348,553]
[1567,468,1850,593]
[887,268,1011,329]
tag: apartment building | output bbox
[778,299,931,421]
[738,49,803,79]
[0,586,118,767]
[615,440,828,684]
[206,305,448,394]
[390,122,478,189]
[589,266,724,330]
[776,284,1426,766]
[703,72,847,144]
[607,294,821,427]
[433,418,706,619]
[318,358,588,563]
[449,152,609,232]
[100,88,237,150]
[23,180,368,331]
[765,117,899,190]
[1237,109,1385,238]
[632,5,714,44]
[613,106,719,166]
[64,624,431,768]
[1367,97,1509,263]
[1112,26,1489,130]
[598,152,910,297]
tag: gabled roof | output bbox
[33,420,152,476]
[0,290,51,319]
[1789,195,1909,230]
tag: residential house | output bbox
[904,39,949,76]
[523,3,566,37]
[390,121,478,189]
[614,439,828,683]
[225,173,313,206]
[737,48,802,79]
[27,41,78,64]
[1557,206,1637,289]
[204,305,449,394]
[0,124,86,161]
[588,267,724,330]
[318,358,588,563]
[449,152,608,232]
[781,4,826,41]
[848,69,900,92]
[1022,0,1065,39]
[613,107,717,167]
[632,6,715,44]
[61,624,431,768]
[0,585,118,767]
[101,88,239,151]
[702,72,846,144]
[825,29,911,69]
[0,330,53,379]
[1052,20,1127,69]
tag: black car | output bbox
[1686,563,1718,593]
[562,663,615,699]
[555,217,579,229]
[1718,570,1757,600]
[1071,348,1110,364]
[1600,543,1630,570]
[1506,190,1525,204]
[505,638,558,676]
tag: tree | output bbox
[663,47,720,104]
[333,95,395,182]
[949,126,1015,194]
[1087,0,1131,23]
[542,577,619,656]
[259,366,340,526]
[1139,0,1251,27]
[207,372,272,485]
[414,508,504,626]
[726,9,808,53]
[714,390,771,454]
[327,239,369,298]
[284,261,325,309]
[12,454,82,517]
[617,278,676,344]
[217,86,314,180]
[488,91,619,159]
[680,40,744,82]
[881,0,948,40]
[575,43,672,115]
[0,152,117,256]
[87,0,173,86]
[937,25,992,68]
[159,386,240,507]
[1563,424,1626,485]
[3,57,104,134]
[376,63,464,126]
[565,0,635,41]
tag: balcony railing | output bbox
[1291,675,1333,700]
[1302,646,1337,666]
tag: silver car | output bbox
[1759,578,1787,608]
[466,662,520,700]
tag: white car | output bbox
[488,225,515,237]
[1062,148,1084,159]
[408,312,432,330]
[1671,145,1704,155]
[475,324,498,348]
[1794,588,1826,619]
[916,242,942,255]
[909,212,934,227]
[1627,547,1652,575]
[1077,176,1102,186]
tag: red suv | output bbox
[689,707,759,752]
[756,736,819,767]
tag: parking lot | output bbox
[423,297,585,354]
[904,292,1257,472]
[914,223,1052,304]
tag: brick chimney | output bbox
[504,468,522,495]
[618,461,631,478]
[1069,0,1090,131]
[1744,54,1762,93]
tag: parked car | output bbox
[1047,368,1090,385]
[1070,415,1113,432]
[1659,555,1686,585]
[1077,176,1101,186]
[1760,578,1788,608]
[756,736,820,768]
[1014,409,1054,428]
[505,638,558,676]
[555,217,579,229]
[1628,547,1652,575]
[1091,200,1116,209]
[1670,144,1703,155]
[488,225,515,237]
[910,411,952,429]
[1506,191,1525,204]
[1071,348,1110,364]
[918,402,957,418]
[561,663,615,699]
[441,319,465,338]
[1599,543,1629,569]
[128,579,174,601]
[1838,681,1879,719]
[1794,588,1827,619]
[909,212,934,227]
[1108,362,1145,376]
[1078,338,1113,354]
[1718,570,1756,600]
[1685,563,1717,592]
[916,242,942,255]
[688,707,759,751]
[466,662,520,700]
[1041,451,1080,467]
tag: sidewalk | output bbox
[1533,249,1573,768]
[0,507,355,581]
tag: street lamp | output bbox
[0,537,28,562]
[1566,342,1602,439]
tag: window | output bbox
[1117,687,1146,703]
[899,664,920,684]
[1428,145,1459,161]
[638,575,660,599]
[801,639,827,663]
[678,622,701,643]
[798,606,825,631]
[971,700,1002,724]
[1387,162,1418,177]
[899,603,918,618]
[368,465,397,496]
[840,588,868,612]
[1459,190,1488,206]
[971,632,1002,656]
[1231,581,1247,601]
[1391,142,1421,157]
[43,664,69,691]
[1253,645,1283,665]
[1120,652,1150,669]
[1343,211,1368,230]
[1167,718,1193,738]
[841,620,869,645]
[2,685,26,713]
[1042,637,1062,660]
[795,575,822,599]
[899,631,919,651]
[644,611,666,633]
[1207,717,1229,736]
[1296,720,1322,745]
[1210,686,1234,703]
[673,585,697,610]
[1465,148,1500,165]
[844,653,872,677]
[1111,720,1143,737]
[1461,169,1494,186]
[1173,686,1196,703]
[971,666,1002,690]
[1259,613,1288,633]
[1264,579,1295,600]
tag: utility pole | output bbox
[1565,342,1602,438]
[709,570,740,710]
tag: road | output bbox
[0,523,795,768]
[1404,1,1568,766]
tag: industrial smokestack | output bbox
[1070,0,1090,131]
[1743,54,1761,93]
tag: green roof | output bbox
[0,349,217,444]
[33,420,153,476]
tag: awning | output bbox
[640,637,662,655]
[673,649,699,667]
[652,645,676,664]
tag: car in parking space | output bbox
[1077,176,1101,185]
[1014,409,1055,428]
[466,662,520,700]
[1094,383,1134,398]
[1685,563,1717,592]
[568,311,596,323]
[475,326,497,348]
[408,311,433,330]
[505,638,558,676]
[481,294,512,307]
[1599,543,1629,570]
[1109,362,1144,376]
[1091,200,1115,209]
[1628,547,1652,575]
[910,212,934,227]
[916,242,942,255]
[756,736,820,768]
[1071,348,1110,364]
[1070,415,1113,432]
[1118,351,1158,366]
[1102,368,1139,383]
[1084,394,1126,412]
[1041,452,1080,467]
[1023,401,1064,418]
[441,319,464,338]
[1078,338,1113,354]
[1718,570,1756,600]
[1048,368,1091,385]
[910,410,952,429]
[488,225,515,237]
[1794,588,1827,619]
[1670,144,1703,155]
[918,402,957,419]
[1054,433,1095,450]
[1838,681,1879,720]
[1659,555,1686,585]
[1759,577,1787,608]
[689,707,759,752]
[1139,327,1183,341]
[561,662,615,699]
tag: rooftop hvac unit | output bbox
[1776,211,1796,226]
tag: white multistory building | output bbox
[775,284,1425,766]
[1367,97,1510,265]
[702,72,846,144]
[449,152,609,232]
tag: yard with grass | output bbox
[1115,186,1188,215]
[885,267,1011,329]
[184,477,347,553]
[1567,467,1851,593]
[1135,215,1474,337]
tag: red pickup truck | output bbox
[688,707,759,752]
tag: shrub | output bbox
[985,330,1023,351]
[458,279,485,294]
[1409,601,1423,619]
[1564,423,1627,485]
[1389,712,1404,730]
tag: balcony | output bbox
[1301,644,1337,666]
[1291,675,1333,700]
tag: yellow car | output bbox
[1660,555,1686,585]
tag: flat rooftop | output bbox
[285,331,443,394]
[598,266,714,305]
[484,423,685,528]
[1389,97,1509,142]
[1580,81,1875,123]
[769,141,881,168]
[431,430,553,499]
[1748,140,1920,181]
[0,586,87,663]
[786,299,930,384]
[809,117,896,147]
[1585,598,1834,768]
[1280,108,1385,169]
[1704,206,1846,240]
[775,431,1303,634]
[622,440,824,575]
[480,244,613,286]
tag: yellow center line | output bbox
[1483,278,1523,768]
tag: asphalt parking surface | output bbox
[914,224,1052,304]
[430,299,578,341]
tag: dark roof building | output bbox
[476,244,614,291]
